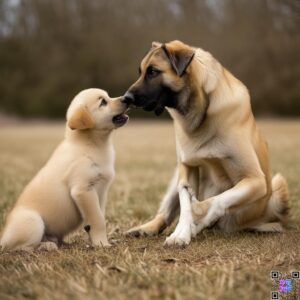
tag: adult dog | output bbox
[124,40,289,246]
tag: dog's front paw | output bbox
[164,223,192,247]
[164,232,191,247]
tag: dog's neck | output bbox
[167,77,210,135]
[65,127,113,148]
[169,50,250,135]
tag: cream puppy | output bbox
[0,88,129,250]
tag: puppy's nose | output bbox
[122,92,135,105]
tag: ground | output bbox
[0,120,299,300]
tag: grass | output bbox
[0,119,299,300]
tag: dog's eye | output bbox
[99,99,107,107]
[138,67,141,75]
[146,66,160,79]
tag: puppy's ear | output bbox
[162,40,195,77]
[151,41,162,49]
[67,106,94,130]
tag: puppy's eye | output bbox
[146,66,160,79]
[99,99,107,107]
[138,67,141,75]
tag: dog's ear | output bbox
[67,106,94,130]
[162,40,195,77]
[151,41,162,49]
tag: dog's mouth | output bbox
[112,113,129,127]
[129,98,164,116]
[141,100,166,116]
[128,93,170,116]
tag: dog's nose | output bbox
[122,92,135,105]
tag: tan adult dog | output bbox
[124,40,289,246]
[0,89,129,250]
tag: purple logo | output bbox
[279,279,293,293]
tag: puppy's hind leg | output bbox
[0,209,44,251]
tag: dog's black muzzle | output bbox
[122,92,135,105]
[123,91,163,115]
[123,91,151,107]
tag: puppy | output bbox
[0,88,129,250]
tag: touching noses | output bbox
[122,92,135,105]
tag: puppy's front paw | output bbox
[89,231,111,248]
[100,242,112,248]
[92,241,112,248]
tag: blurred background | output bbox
[1,2,300,298]
[0,0,299,119]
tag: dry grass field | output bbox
[0,120,299,300]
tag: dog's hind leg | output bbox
[0,208,44,251]
[126,169,180,237]
[247,222,284,232]
[192,173,268,235]
[265,173,289,224]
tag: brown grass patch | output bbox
[0,120,299,300]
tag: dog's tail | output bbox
[266,173,289,224]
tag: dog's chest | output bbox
[83,146,115,189]
[90,155,115,183]
[177,133,224,166]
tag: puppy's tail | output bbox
[0,208,44,251]
[266,173,289,224]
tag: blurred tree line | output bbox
[0,0,299,118]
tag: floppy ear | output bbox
[162,41,195,77]
[67,106,94,130]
